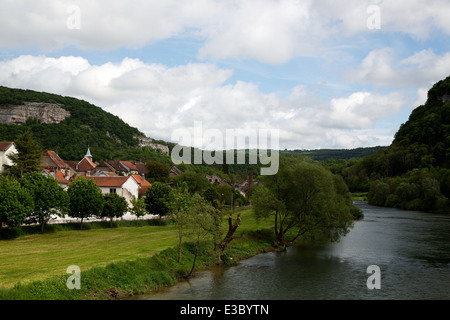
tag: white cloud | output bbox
[349,48,450,88]
[0,55,404,149]
[327,91,407,129]
[2,1,450,64]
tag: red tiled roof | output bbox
[121,161,138,171]
[65,161,79,171]
[110,160,126,171]
[42,169,69,185]
[132,175,152,187]
[77,156,96,171]
[43,150,67,169]
[0,142,13,151]
[131,175,152,197]
[85,176,130,187]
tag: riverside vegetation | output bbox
[0,148,359,299]
[0,85,372,300]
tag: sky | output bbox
[0,0,450,151]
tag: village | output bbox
[0,141,254,224]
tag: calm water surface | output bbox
[137,202,450,300]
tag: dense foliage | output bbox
[0,86,164,162]
[339,76,450,213]
[0,176,34,230]
[252,156,360,247]
[20,171,69,232]
[67,177,104,229]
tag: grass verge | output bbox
[0,207,275,299]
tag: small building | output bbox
[0,142,17,172]
[206,174,222,184]
[170,166,182,178]
[41,150,76,178]
[120,161,139,175]
[85,176,140,207]
[76,156,97,176]
[131,174,152,197]
[41,168,70,190]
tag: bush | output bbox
[368,182,390,206]
[385,194,400,208]
[406,198,424,211]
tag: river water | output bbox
[137,202,450,300]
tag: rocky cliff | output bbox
[0,102,70,125]
[136,136,170,155]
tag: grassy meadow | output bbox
[0,207,274,298]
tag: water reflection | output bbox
[136,202,450,300]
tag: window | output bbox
[110,188,116,193]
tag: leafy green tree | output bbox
[0,176,34,232]
[216,184,233,206]
[172,171,210,195]
[129,196,148,225]
[203,185,221,208]
[101,193,129,227]
[168,183,194,263]
[368,181,390,206]
[184,193,220,277]
[145,182,173,223]
[6,130,42,178]
[145,160,170,182]
[67,177,104,229]
[251,157,355,247]
[20,172,69,233]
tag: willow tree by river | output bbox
[251,156,357,247]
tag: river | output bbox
[136,202,450,300]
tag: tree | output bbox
[101,193,129,227]
[169,183,194,263]
[0,176,34,232]
[251,157,355,248]
[184,193,220,278]
[368,181,390,206]
[144,182,173,223]
[67,177,104,229]
[6,130,42,178]
[172,171,210,195]
[20,171,69,233]
[129,196,147,225]
[145,160,170,182]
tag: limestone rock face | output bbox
[0,102,71,125]
[136,136,170,155]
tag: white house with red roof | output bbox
[0,141,17,172]
[85,175,154,220]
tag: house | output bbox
[41,168,70,189]
[41,150,76,178]
[0,142,17,172]
[95,160,144,176]
[76,156,97,176]
[96,160,128,176]
[170,166,182,178]
[93,170,118,177]
[131,174,152,197]
[206,174,222,184]
[120,161,139,175]
[132,161,148,177]
[85,176,140,205]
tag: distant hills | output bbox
[0,86,171,164]
[342,76,450,213]
[0,86,383,169]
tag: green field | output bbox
[0,207,272,289]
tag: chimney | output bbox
[248,172,253,191]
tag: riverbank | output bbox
[0,207,276,300]
[0,231,275,300]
